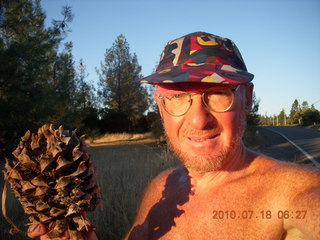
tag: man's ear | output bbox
[244,83,254,114]
[154,91,164,118]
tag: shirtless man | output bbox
[124,32,320,240]
[29,32,319,240]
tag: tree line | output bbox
[259,99,320,126]
[0,0,156,158]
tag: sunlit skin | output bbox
[159,84,249,173]
[125,83,320,240]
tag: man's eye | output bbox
[209,90,228,96]
[173,94,184,99]
[166,93,185,100]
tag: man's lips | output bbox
[187,134,220,143]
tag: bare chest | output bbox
[149,182,286,240]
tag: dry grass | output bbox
[0,141,180,240]
[94,132,152,142]
[89,132,161,146]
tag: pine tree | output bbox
[97,34,149,132]
[0,0,73,157]
[47,42,78,127]
[76,59,97,111]
[247,91,260,127]
[301,101,309,110]
[290,99,300,124]
[278,109,287,126]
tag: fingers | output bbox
[40,230,70,240]
[40,234,69,240]
[27,224,47,238]
[27,223,98,240]
[81,230,98,240]
[40,235,68,240]
[27,224,71,240]
[80,212,98,240]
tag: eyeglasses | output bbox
[158,85,240,116]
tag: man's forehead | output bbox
[155,83,236,93]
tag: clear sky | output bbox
[41,0,320,116]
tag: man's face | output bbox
[155,83,253,172]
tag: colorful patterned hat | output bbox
[140,32,254,85]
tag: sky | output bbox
[41,0,320,116]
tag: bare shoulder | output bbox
[252,153,319,202]
[250,152,319,187]
[255,157,320,240]
[151,167,184,184]
[145,167,186,195]
[249,153,320,239]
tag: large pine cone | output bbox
[2,124,102,239]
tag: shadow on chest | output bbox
[129,169,272,240]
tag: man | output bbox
[29,32,319,240]
[124,32,319,240]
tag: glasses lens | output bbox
[161,92,191,116]
[203,87,234,112]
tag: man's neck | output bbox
[186,145,253,190]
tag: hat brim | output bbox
[140,64,254,85]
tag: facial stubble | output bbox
[165,110,247,173]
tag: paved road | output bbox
[261,126,320,166]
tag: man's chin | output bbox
[166,136,230,172]
[175,150,228,172]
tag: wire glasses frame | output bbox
[158,85,240,117]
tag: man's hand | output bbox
[27,223,98,240]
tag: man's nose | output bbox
[184,95,216,130]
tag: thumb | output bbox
[27,224,47,238]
